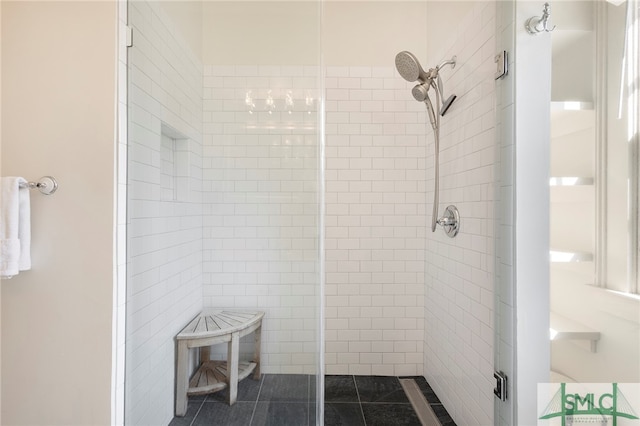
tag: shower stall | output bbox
[120,1,504,424]
[118,0,640,425]
[124,2,501,424]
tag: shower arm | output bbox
[435,57,457,111]
[436,56,457,71]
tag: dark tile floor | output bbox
[169,374,456,426]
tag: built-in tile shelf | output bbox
[550,101,594,111]
[550,312,601,352]
[549,177,594,186]
[550,250,594,263]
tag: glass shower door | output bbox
[125,1,324,424]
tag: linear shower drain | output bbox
[399,378,441,426]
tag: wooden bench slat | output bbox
[213,365,227,383]
[211,315,237,328]
[221,311,256,320]
[194,317,207,333]
[177,310,264,340]
[218,312,250,323]
[209,316,223,330]
[205,316,220,331]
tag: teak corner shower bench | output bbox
[175,309,264,416]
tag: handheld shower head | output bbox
[411,83,430,102]
[396,50,457,115]
[395,51,430,83]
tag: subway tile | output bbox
[132,15,500,421]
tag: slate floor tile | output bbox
[325,375,359,402]
[258,374,310,403]
[191,401,255,426]
[251,402,309,426]
[324,402,365,426]
[355,376,410,403]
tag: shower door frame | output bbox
[495,1,553,425]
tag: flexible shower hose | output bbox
[425,81,442,232]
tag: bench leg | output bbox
[253,323,262,380]
[227,332,239,405]
[175,341,189,416]
[199,346,210,365]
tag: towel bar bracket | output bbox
[19,176,58,195]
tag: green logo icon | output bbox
[539,383,639,425]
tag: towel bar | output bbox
[19,176,58,195]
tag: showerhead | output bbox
[411,83,430,102]
[395,51,430,83]
[396,50,457,116]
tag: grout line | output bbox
[248,374,265,426]
[352,375,368,426]
[399,379,441,426]
[188,399,206,426]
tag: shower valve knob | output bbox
[437,217,455,227]
[437,205,460,238]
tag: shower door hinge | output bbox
[494,371,508,401]
[126,26,133,48]
[495,50,508,80]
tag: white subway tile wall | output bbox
[201,65,321,374]
[423,3,497,425]
[324,66,427,377]
[126,1,203,425]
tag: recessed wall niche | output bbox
[160,123,191,202]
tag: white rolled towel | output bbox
[1,177,31,278]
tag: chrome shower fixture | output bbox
[395,51,432,83]
[436,73,457,116]
[436,57,457,71]
[395,51,460,238]
[441,94,457,116]
[394,51,457,117]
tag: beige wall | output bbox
[201,1,429,67]
[323,1,428,66]
[202,1,320,65]
[1,2,116,424]
[160,1,203,59]
[425,1,474,62]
